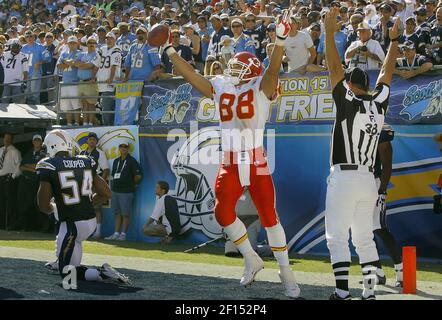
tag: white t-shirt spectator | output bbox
[345,39,385,70]
[284,31,314,71]
[150,193,172,235]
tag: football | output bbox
[147,24,170,47]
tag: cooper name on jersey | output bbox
[62,159,87,169]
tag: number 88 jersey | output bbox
[210,75,277,152]
[36,155,97,222]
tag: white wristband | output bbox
[165,46,176,57]
[275,37,286,47]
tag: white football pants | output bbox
[325,167,379,264]
[56,218,97,267]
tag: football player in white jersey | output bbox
[161,12,302,299]
[96,32,122,125]
[0,41,29,104]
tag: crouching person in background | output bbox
[143,181,181,244]
[105,141,142,241]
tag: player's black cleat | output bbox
[376,274,386,285]
[362,295,376,300]
[329,292,352,300]
[395,280,403,288]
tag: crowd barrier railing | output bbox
[0,74,59,107]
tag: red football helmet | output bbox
[224,51,263,83]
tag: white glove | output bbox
[275,13,291,46]
[159,32,175,57]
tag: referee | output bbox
[79,132,109,238]
[324,9,400,300]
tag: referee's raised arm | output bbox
[324,8,344,90]
[376,18,401,87]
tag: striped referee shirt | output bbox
[330,79,390,169]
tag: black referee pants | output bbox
[0,175,18,230]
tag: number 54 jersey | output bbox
[210,76,277,152]
[36,155,97,222]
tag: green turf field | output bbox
[1,231,441,282]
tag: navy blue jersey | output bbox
[374,126,395,178]
[36,155,97,222]
[244,24,267,61]
[429,25,442,64]
[416,22,432,53]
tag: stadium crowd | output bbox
[0,0,440,126]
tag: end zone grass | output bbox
[0,230,441,282]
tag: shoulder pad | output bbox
[36,158,56,171]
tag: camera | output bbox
[360,45,368,52]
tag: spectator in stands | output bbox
[309,22,322,59]
[76,36,100,126]
[106,141,142,241]
[210,60,224,76]
[14,134,46,232]
[339,5,350,25]
[117,22,136,62]
[395,41,434,79]
[345,22,385,70]
[426,0,438,23]
[399,17,420,49]
[204,54,216,76]
[96,26,107,49]
[373,3,395,52]
[162,29,194,74]
[426,7,442,65]
[143,181,180,244]
[284,15,324,72]
[231,18,255,55]
[0,133,21,230]
[124,27,161,83]
[208,14,233,58]
[57,35,81,126]
[80,132,110,239]
[317,18,347,65]
[0,40,28,104]
[97,32,122,126]
[415,6,432,54]
[197,15,213,63]
[364,4,380,29]
[22,30,46,104]
[243,12,272,61]
[345,13,364,52]
[42,32,57,104]
[393,0,414,26]
[184,23,203,72]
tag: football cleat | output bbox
[240,252,264,286]
[104,233,120,240]
[44,260,59,271]
[117,233,126,241]
[278,266,301,299]
[362,295,376,300]
[329,292,352,300]
[99,263,132,285]
[395,280,403,288]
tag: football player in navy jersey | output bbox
[37,129,131,286]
